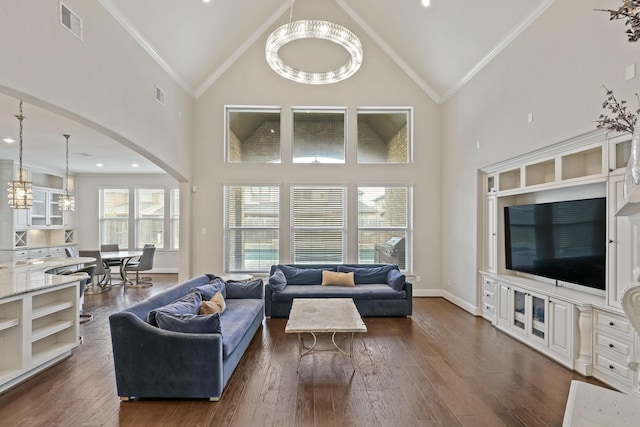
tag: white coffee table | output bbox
[285,298,367,372]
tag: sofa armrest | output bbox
[109,311,224,399]
[404,281,413,315]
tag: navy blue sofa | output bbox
[265,264,412,318]
[109,274,263,401]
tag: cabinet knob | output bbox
[609,321,615,326]
[609,343,614,348]
[609,365,615,370]
[608,240,614,244]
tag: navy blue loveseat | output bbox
[265,264,412,318]
[109,274,263,401]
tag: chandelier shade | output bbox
[265,20,363,85]
[7,101,33,209]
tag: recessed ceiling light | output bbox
[3,138,15,143]
[131,163,139,167]
[422,0,431,6]
[96,163,104,167]
[203,0,211,3]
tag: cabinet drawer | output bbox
[594,331,633,358]
[28,248,47,258]
[482,276,496,290]
[482,288,495,303]
[595,311,634,339]
[594,351,634,386]
[47,247,65,257]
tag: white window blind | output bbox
[291,186,346,263]
[135,188,165,248]
[100,188,129,249]
[224,186,280,272]
[358,186,412,271]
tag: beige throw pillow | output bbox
[321,271,355,287]
[200,291,226,315]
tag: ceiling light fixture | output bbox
[265,1,363,85]
[131,163,139,167]
[96,163,104,167]
[59,134,75,212]
[422,0,431,7]
[3,138,15,143]
[7,101,33,209]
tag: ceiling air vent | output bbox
[155,85,166,105]
[60,2,82,40]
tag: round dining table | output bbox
[101,250,143,285]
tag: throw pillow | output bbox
[321,271,355,287]
[277,265,331,285]
[147,291,202,327]
[226,279,263,299]
[387,268,406,291]
[337,265,397,284]
[267,269,287,293]
[200,291,226,315]
[192,276,226,299]
[155,312,222,334]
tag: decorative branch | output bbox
[595,86,640,134]
[596,0,640,42]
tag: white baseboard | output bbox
[413,289,481,316]
[145,268,178,274]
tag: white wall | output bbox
[0,0,193,181]
[191,0,441,286]
[441,0,639,311]
[76,173,180,272]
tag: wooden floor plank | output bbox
[0,277,610,426]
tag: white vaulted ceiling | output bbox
[0,0,552,174]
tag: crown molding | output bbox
[335,0,441,104]
[440,0,556,103]
[98,0,196,98]
[194,0,296,98]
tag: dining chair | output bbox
[123,246,156,287]
[79,250,112,292]
[65,246,78,258]
[101,243,123,268]
[71,265,97,323]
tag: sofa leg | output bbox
[209,396,220,402]
[120,396,130,402]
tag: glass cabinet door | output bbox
[513,289,526,331]
[49,192,63,226]
[529,294,547,340]
[31,190,47,226]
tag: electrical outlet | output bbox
[415,275,421,282]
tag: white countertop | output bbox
[0,256,96,299]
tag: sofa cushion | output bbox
[226,279,263,299]
[155,312,222,334]
[277,265,333,285]
[321,271,355,287]
[192,276,226,300]
[220,299,264,358]
[267,269,287,293]
[337,265,397,284]
[270,284,406,301]
[147,291,202,327]
[387,268,406,291]
[200,291,226,315]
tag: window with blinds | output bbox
[224,186,280,272]
[358,186,412,271]
[136,188,165,248]
[100,188,129,249]
[291,186,347,263]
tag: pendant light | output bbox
[59,134,75,212]
[7,101,33,209]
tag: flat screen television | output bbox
[504,197,606,292]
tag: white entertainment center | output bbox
[479,129,640,395]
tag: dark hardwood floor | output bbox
[0,275,607,426]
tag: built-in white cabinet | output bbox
[607,174,639,309]
[592,309,639,393]
[31,189,65,228]
[0,281,79,394]
[491,277,576,369]
[478,130,640,391]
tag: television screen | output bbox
[504,197,606,291]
